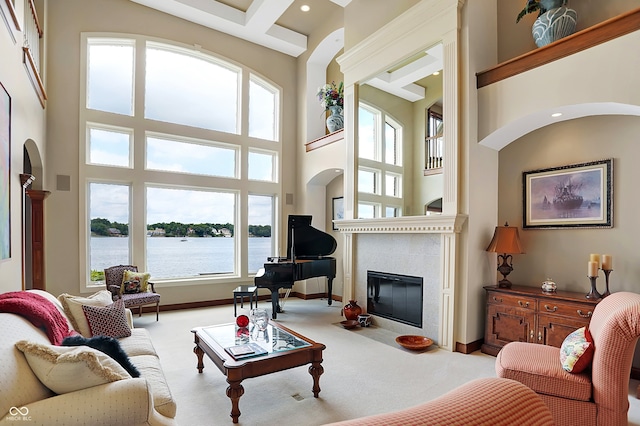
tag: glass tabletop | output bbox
[202,323,311,356]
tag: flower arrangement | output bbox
[516,0,567,23]
[317,81,344,111]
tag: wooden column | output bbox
[25,189,50,290]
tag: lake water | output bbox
[91,237,272,278]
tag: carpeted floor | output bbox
[133,297,640,426]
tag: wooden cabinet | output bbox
[482,285,599,356]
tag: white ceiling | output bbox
[129,0,349,57]
[130,0,442,102]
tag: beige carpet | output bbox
[133,298,640,426]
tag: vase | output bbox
[326,105,344,133]
[532,6,577,48]
[343,300,362,321]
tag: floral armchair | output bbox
[104,265,160,320]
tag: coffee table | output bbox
[191,321,325,423]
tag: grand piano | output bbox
[254,215,337,319]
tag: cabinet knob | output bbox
[544,304,558,312]
[538,331,542,341]
[493,296,503,303]
[518,300,529,308]
[530,330,534,341]
[577,310,593,318]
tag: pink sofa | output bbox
[324,377,553,426]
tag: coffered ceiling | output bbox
[130,0,350,57]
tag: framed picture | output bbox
[0,82,10,259]
[523,159,612,229]
[332,197,344,230]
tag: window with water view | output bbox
[82,35,281,286]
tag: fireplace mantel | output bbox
[335,214,467,234]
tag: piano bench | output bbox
[233,285,258,316]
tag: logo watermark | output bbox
[6,407,31,422]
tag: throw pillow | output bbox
[560,326,594,373]
[122,270,151,294]
[82,299,132,338]
[62,335,140,377]
[58,290,114,337]
[15,340,131,394]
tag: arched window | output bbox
[80,34,281,287]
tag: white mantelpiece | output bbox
[337,0,465,351]
[334,214,467,234]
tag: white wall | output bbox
[0,1,47,292]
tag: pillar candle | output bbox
[589,253,600,268]
[588,261,598,277]
[602,254,612,270]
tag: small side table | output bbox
[233,286,257,316]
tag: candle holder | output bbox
[601,269,612,297]
[586,276,601,300]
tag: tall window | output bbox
[80,35,281,287]
[358,103,403,218]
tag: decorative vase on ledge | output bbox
[326,105,344,133]
[532,2,577,47]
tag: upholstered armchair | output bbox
[496,291,640,426]
[104,265,160,320]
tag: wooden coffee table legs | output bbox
[309,351,324,397]
[226,377,244,423]
[193,336,205,373]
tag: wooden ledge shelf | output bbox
[477,7,640,88]
[305,129,344,152]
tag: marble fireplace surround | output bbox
[336,215,467,351]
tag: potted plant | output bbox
[317,81,344,132]
[516,0,566,23]
[516,0,577,48]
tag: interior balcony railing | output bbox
[424,134,443,176]
[23,0,46,107]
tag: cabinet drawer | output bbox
[539,300,595,320]
[487,291,536,310]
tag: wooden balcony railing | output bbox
[23,0,46,107]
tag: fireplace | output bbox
[367,271,423,328]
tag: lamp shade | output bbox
[486,223,524,254]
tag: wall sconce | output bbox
[486,222,525,288]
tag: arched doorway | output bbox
[22,139,47,290]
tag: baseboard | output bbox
[455,339,483,354]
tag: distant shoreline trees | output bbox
[90,218,271,238]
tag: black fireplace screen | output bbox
[367,270,423,328]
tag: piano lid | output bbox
[286,215,337,259]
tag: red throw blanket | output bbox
[0,291,75,345]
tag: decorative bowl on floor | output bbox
[340,320,359,329]
[395,335,433,351]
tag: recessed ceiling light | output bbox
[551,112,562,117]
[335,169,341,173]
[432,71,440,76]
[300,5,310,12]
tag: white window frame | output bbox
[78,33,282,292]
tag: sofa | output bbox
[325,377,554,426]
[0,289,176,426]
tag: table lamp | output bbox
[486,222,525,288]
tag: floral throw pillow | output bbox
[560,326,594,373]
[121,270,151,294]
[82,299,132,338]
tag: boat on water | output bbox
[553,182,583,210]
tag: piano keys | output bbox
[254,215,337,319]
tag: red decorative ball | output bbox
[236,314,249,327]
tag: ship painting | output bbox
[553,181,583,210]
